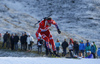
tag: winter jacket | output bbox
[36,19,59,41]
[94,44,97,51]
[20,36,25,44]
[85,42,90,47]
[62,41,68,49]
[14,36,19,43]
[91,46,96,53]
[7,34,10,43]
[97,48,100,56]
[27,36,34,45]
[85,46,91,52]
[55,42,60,47]
[3,33,8,41]
[10,36,14,43]
[74,44,79,51]
[85,54,93,58]
[68,43,73,50]
[79,43,85,50]
[24,35,28,43]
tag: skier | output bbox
[35,17,61,56]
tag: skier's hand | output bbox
[57,29,61,34]
[37,37,40,41]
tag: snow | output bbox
[0,57,100,64]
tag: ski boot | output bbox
[48,49,53,57]
[53,51,60,57]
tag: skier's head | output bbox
[46,17,52,26]
[47,17,52,20]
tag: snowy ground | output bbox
[0,57,100,64]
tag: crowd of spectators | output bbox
[54,38,100,59]
[0,32,100,59]
[2,32,34,51]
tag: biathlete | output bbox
[36,17,61,56]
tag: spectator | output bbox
[14,33,19,50]
[73,41,79,55]
[93,42,97,57]
[85,51,93,58]
[85,40,90,47]
[70,38,74,44]
[79,40,85,57]
[77,51,84,59]
[10,34,14,50]
[55,39,60,54]
[85,43,91,57]
[37,37,43,54]
[20,33,25,50]
[68,40,74,58]
[2,32,8,48]
[91,43,96,58]
[6,33,11,49]
[27,33,34,51]
[97,47,100,58]
[93,42,97,51]
[62,39,68,56]
[24,32,27,51]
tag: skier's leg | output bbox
[45,45,49,55]
[49,34,60,57]
[41,34,51,50]
[49,34,56,51]
[40,31,54,56]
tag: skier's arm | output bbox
[35,27,41,41]
[51,20,61,34]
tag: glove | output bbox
[57,29,61,34]
[37,37,40,41]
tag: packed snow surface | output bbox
[0,57,100,64]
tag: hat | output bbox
[79,40,83,43]
[87,51,91,53]
[81,40,83,42]
[91,43,93,45]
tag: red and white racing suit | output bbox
[36,19,59,51]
